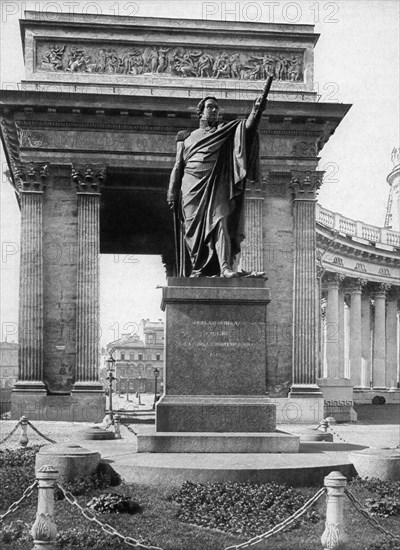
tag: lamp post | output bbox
[106,349,116,423]
[126,377,131,402]
[153,367,160,410]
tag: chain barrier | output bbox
[322,422,349,444]
[0,480,38,523]
[120,423,138,436]
[56,482,163,549]
[0,420,21,446]
[345,488,400,540]
[224,487,326,550]
[26,421,57,444]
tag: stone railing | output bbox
[316,204,400,248]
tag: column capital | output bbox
[373,282,391,298]
[346,277,368,293]
[290,170,324,201]
[15,162,48,193]
[325,272,345,288]
[72,164,106,193]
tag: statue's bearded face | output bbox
[201,99,219,124]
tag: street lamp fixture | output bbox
[153,367,160,410]
[106,349,116,422]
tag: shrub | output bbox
[169,481,320,536]
[87,492,141,514]
[366,537,400,550]
[0,447,40,510]
[365,496,400,517]
[0,520,31,544]
[55,462,121,500]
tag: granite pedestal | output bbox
[137,278,299,453]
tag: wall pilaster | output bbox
[240,179,264,272]
[71,165,104,393]
[14,163,48,393]
[290,170,323,395]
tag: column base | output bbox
[317,378,357,422]
[71,381,105,393]
[13,381,47,392]
[11,392,106,422]
[269,396,324,424]
[289,384,323,397]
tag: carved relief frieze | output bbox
[291,141,317,157]
[36,41,305,82]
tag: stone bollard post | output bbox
[319,419,329,433]
[114,414,122,439]
[19,416,29,447]
[321,471,348,550]
[31,465,58,550]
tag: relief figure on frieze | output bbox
[37,41,304,81]
[167,78,273,278]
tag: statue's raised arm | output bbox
[167,78,273,278]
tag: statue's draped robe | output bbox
[169,120,259,276]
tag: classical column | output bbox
[386,291,399,390]
[361,291,372,388]
[324,273,344,378]
[348,278,367,386]
[71,166,104,393]
[290,171,323,395]
[373,283,391,389]
[239,179,264,272]
[13,164,48,394]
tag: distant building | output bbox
[0,342,18,388]
[0,342,18,415]
[101,319,164,394]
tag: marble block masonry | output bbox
[137,278,300,453]
[0,12,351,422]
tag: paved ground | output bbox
[1,396,398,486]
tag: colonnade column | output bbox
[386,291,399,390]
[13,163,48,394]
[71,166,105,393]
[325,273,344,378]
[373,283,391,389]
[239,179,264,272]
[290,171,323,395]
[360,291,372,389]
[348,278,367,386]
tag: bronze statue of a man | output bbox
[167,92,267,277]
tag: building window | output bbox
[120,352,125,360]
[147,334,154,344]
[129,352,135,360]
[138,353,143,361]
[156,353,161,361]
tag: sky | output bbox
[0,0,399,344]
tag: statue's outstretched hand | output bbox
[254,95,267,112]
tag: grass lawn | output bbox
[0,448,399,550]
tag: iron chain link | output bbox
[0,421,21,445]
[26,421,57,444]
[56,482,163,550]
[224,487,326,550]
[345,488,400,540]
[121,423,138,436]
[0,480,38,523]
